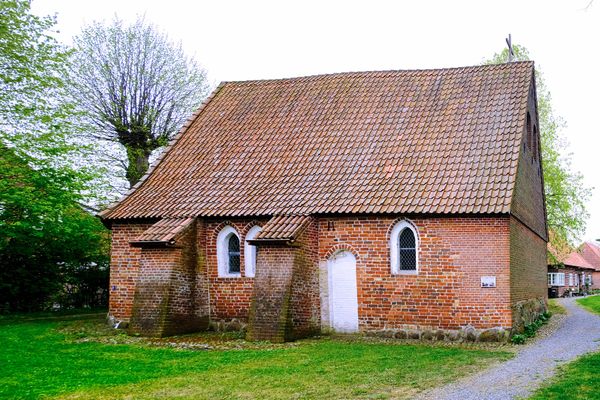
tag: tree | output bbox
[0,0,110,312]
[69,17,211,188]
[0,0,68,137]
[0,145,110,311]
[485,46,590,261]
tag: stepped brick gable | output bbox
[101,62,548,341]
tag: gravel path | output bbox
[417,297,600,400]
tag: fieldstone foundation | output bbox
[369,325,512,342]
[512,297,547,333]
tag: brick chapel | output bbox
[100,61,548,342]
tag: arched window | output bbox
[390,220,419,274]
[244,225,262,278]
[217,226,241,277]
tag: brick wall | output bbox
[129,221,206,337]
[204,218,266,321]
[318,215,513,331]
[128,247,179,335]
[110,214,547,339]
[289,220,321,338]
[246,244,296,342]
[509,216,547,331]
[510,83,547,241]
[247,219,321,342]
[193,219,210,322]
[510,217,547,303]
[109,222,153,320]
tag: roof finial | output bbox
[506,34,515,62]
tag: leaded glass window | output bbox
[398,228,416,271]
[228,235,240,274]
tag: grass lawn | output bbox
[548,298,567,315]
[0,314,512,399]
[529,296,600,400]
[577,295,600,315]
[529,351,600,400]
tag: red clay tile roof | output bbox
[563,252,596,270]
[253,215,312,242]
[131,217,194,245]
[579,242,600,271]
[100,62,534,220]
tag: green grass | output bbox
[0,314,512,400]
[577,295,600,315]
[529,351,600,400]
[548,299,567,315]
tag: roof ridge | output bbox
[220,61,535,86]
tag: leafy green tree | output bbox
[0,0,109,312]
[486,46,590,260]
[69,17,210,187]
[0,146,110,311]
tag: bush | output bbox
[511,312,550,344]
[511,334,526,344]
[52,261,109,310]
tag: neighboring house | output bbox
[549,242,600,296]
[579,241,600,290]
[548,253,595,297]
[99,62,548,342]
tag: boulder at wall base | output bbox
[373,330,396,339]
[367,326,511,342]
[512,298,547,333]
[224,319,245,332]
[479,328,501,342]
[107,314,129,330]
[394,330,408,339]
[461,325,478,342]
[408,330,421,340]
[421,330,435,341]
[446,330,459,341]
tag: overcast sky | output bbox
[32,0,600,242]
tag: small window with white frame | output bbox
[569,273,574,286]
[217,226,242,277]
[244,225,262,278]
[390,220,418,274]
[548,272,565,287]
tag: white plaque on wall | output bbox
[481,276,496,288]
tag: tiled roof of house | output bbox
[100,62,534,220]
[253,215,313,242]
[580,242,600,271]
[130,217,194,245]
[563,251,597,270]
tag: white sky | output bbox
[32,0,600,242]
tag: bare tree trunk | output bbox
[69,16,210,193]
[125,147,152,188]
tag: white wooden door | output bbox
[328,251,359,332]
